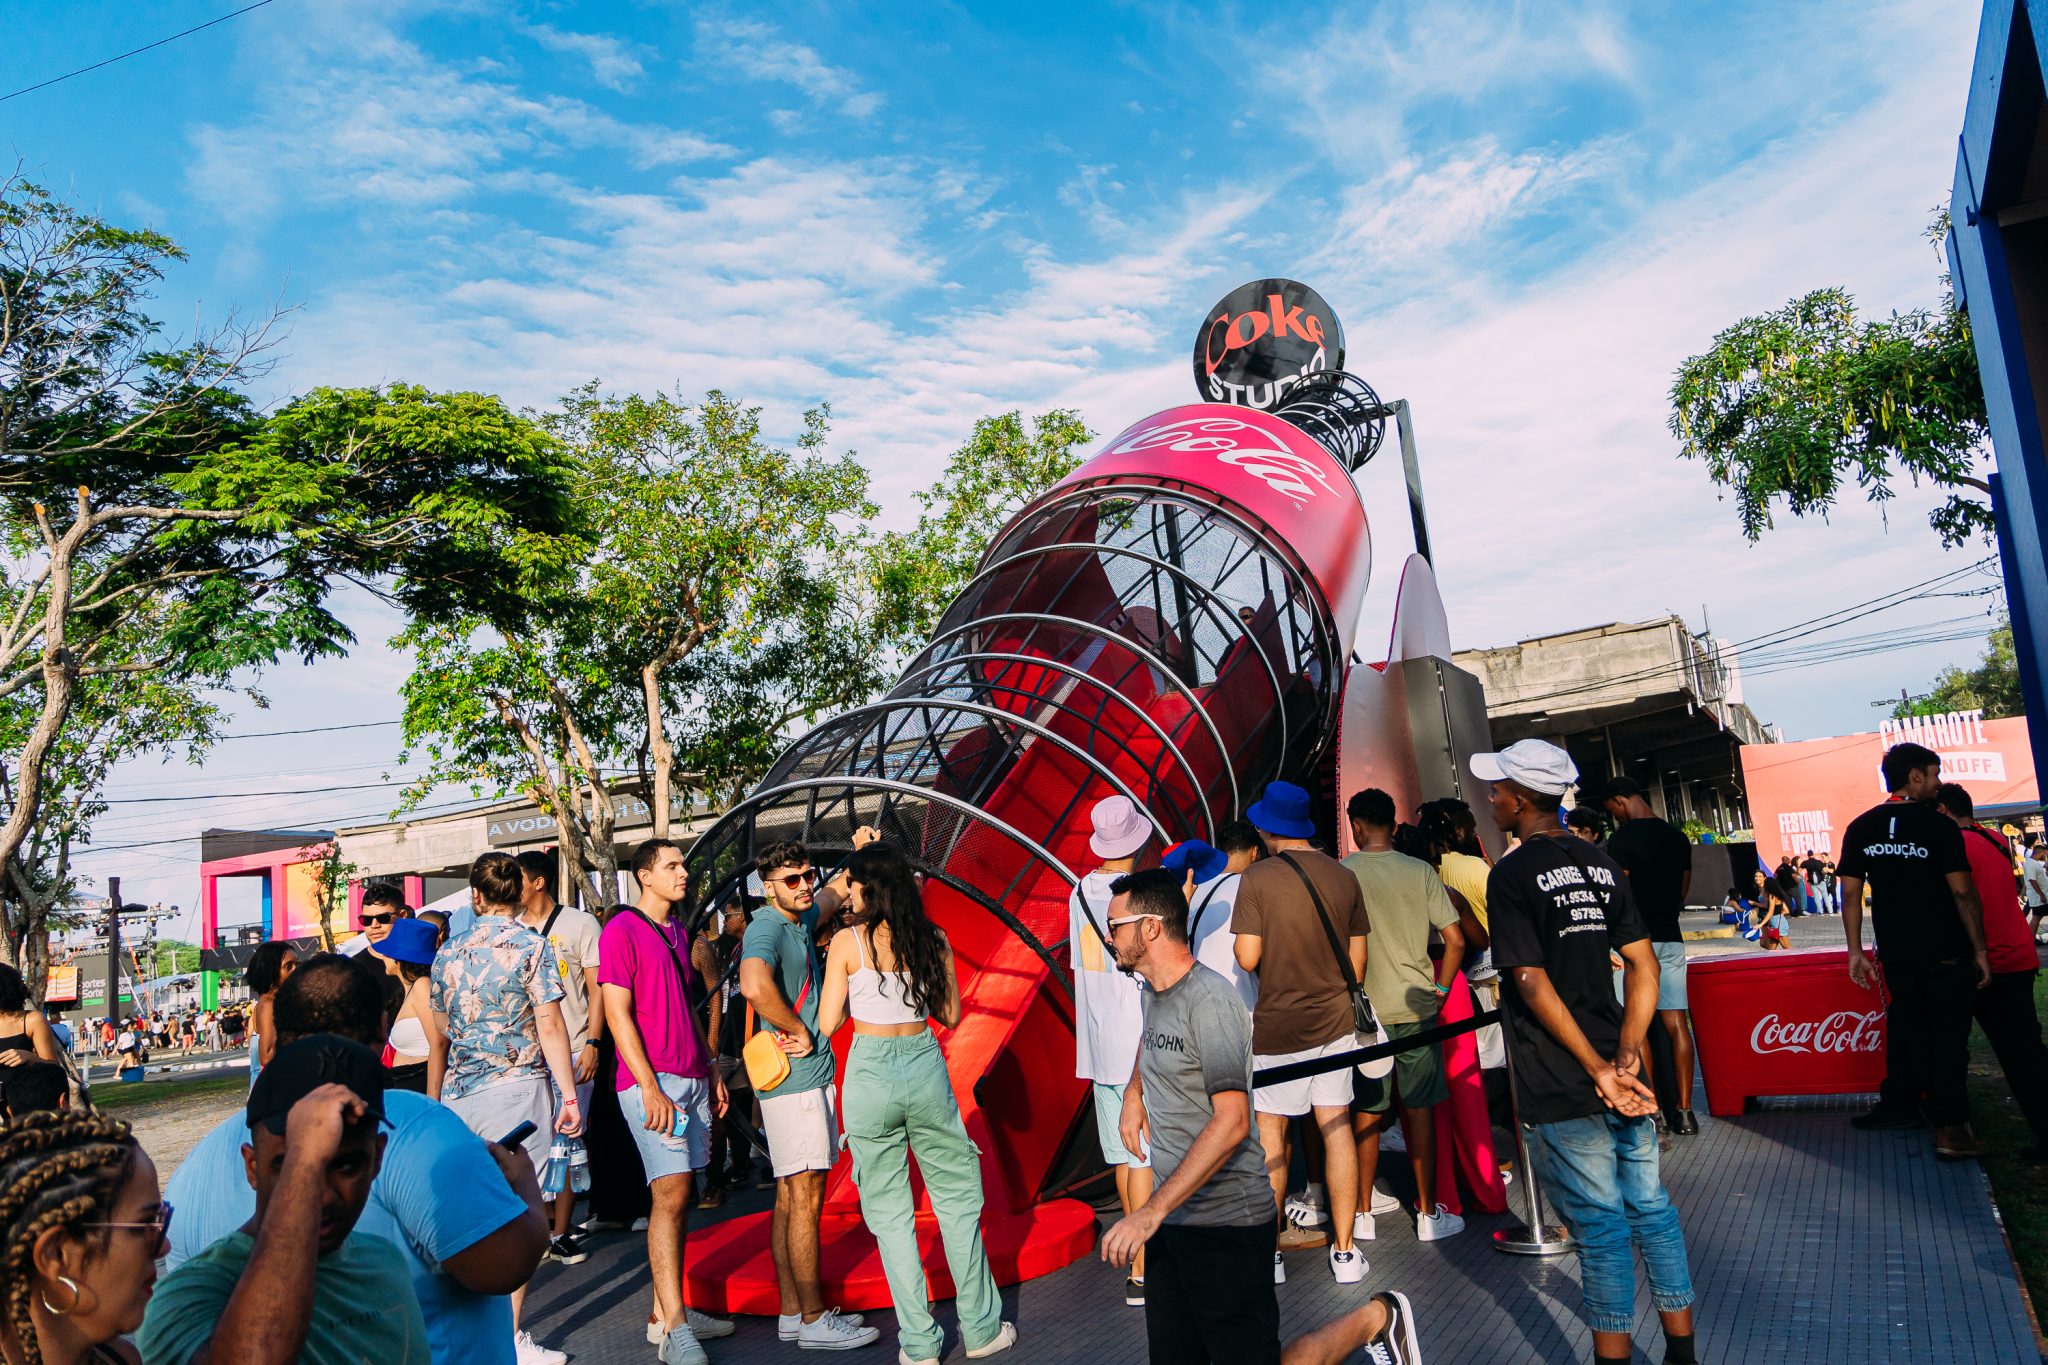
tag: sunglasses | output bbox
[1106,913,1163,932]
[773,869,821,892]
[359,913,397,928]
[87,1200,174,1255]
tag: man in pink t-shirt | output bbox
[1935,783,2048,1157]
[600,838,731,1365]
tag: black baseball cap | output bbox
[246,1034,386,1135]
[1588,775,1645,804]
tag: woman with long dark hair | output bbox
[812,843,1015,1364]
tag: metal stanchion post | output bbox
[1487,980,1572,1256]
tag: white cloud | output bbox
[696,16,884,120]
[520,22,648,93]
[185,18,728,219]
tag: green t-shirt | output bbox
[1343,849,1460,1025]
[740,906,834,1094]
[138,1227,430,1365]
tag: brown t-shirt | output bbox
[1230,849,1371,1054]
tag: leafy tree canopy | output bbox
[1669,212,1991,549]
[1895,619,2023,720]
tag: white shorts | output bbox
[1252,1035,1358,1117]
[448,1074,554,1168]
[760,1084,840,1177]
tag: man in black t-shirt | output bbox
[1476,741,1698,1365]
[1593,777,1701,1135]
[1837,742,1992,1160]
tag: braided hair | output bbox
[0,1110,138,1365]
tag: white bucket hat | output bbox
[1088,795,1153,859]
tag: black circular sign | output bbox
[1192,279,1345,410]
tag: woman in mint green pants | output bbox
[814,843,1017,1364]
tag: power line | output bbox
[1491,558,1998,711]
[0,0,281,104]
[215,720,400,741]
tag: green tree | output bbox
[0,175,584,971]
[0,662,221,1001]
[1669,211,1991,548]
[1895,619,2024,720]
[872,409,1092,645]
[396,388,880,906]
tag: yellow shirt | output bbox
[1438,850,1491,932]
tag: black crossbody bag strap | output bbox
[1277,853,1376,1033]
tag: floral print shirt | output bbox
[430,914,563,1102]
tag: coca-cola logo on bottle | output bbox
[1748,1009,1884,1056]
[1104,414,1338,503]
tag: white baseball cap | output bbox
[1470,740,1579,797]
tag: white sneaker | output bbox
[1328,1246,1367,1283]
[647,1318,662,1345]
[965,1322,1018,1358]
[1370,1185,1402,1215]
[1283,1186,1328,1224]
[901,1353,939,1365]
[1354,1211,1376,1241]
[1416,1203,1466,1242]
[1273,1250,1287,1284]
[514,1332,568,1365]
[687,1307,735,1339]
[783,1309,868,1341]
[799,1312,882,1350]
[658,1322,707,1365]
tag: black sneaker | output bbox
[1362,1290,1421,1364]
[1124,1277,1144,1306]
[1850,1105,1922,1131]
[546,1234,590,1266]
[1671,1109,1700,1136]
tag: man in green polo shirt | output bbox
[740,838,880,1351]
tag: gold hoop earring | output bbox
[40,1274,82,1316]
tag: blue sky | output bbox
[3,0,2003,914]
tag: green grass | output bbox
[1969,970,2048,1327]
[87,1071,248,1114]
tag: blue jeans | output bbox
[1528,1112,1695,1334]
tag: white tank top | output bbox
[849,930,927,1025]
[388,1013,430,1058]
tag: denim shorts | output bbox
[620,1073,712,1181]
[1094,1081,1149,1168]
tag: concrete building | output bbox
[334,786,720,912]
[1454,615,1777,831]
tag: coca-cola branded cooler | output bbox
[1688,947,1886,1117]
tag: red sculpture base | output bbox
[683,1198,1099,1316]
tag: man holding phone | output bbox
[603,838,735,1365]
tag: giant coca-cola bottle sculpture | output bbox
[683,280,1392,1311]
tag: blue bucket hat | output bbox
[1246,780,1317,840]
[377,917,440,966]
[1161,840,1228,886]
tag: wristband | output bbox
[1431,981,1451,995]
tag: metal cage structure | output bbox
[681,392,1379,1314]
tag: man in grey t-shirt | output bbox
[1099,869,1426,1364]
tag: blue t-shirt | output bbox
[740,907,834,1094]
[163,1090,524,1365]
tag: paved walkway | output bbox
[523,908,2042,1363]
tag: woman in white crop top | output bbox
[811,844,1016,1364]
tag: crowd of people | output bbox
[0,735,1733,1365]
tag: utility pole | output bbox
[105,875,122,1023]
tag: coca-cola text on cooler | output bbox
[1748,1009,1884,1056]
